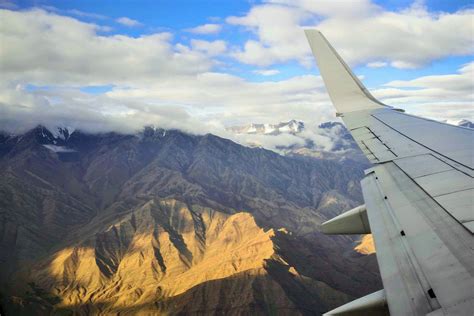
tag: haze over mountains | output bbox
[0,124,382,315]
[227,118,473,157]
[227,119,365,160]
[228,120,305,135]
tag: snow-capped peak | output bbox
[227,120,304,135]
[50,126,75,141]
[458,119,474,129]
[34,125,77,146]
[263,123,275,134]
[278,120,304,133]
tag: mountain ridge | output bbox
[0,125,380,315]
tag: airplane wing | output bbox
[305,30,474,316]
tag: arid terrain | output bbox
[0,126,380,315]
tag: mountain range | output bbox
[227,118,473,159]
[0,125,381,315]
[227,120,366,161]
[227,120,305,135]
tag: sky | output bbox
[0,0,473,150]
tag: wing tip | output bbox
[303,29,324,44]
[304,29,386,113]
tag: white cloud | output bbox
[187,23,222,34]
[372,62,474,121]
[253,69,280,76]
[0,9,214,86]
[190,39,227,56]
[0,6,471,153]
[0,68,336,140]
[268,0,380,18]
[382,61,473,95]
[367,61,387,68]
[41,6,108,19]
[227,4,310,67]
[227,1,474,68]
[116,16,142,27]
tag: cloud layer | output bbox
[0,3,472,153]
[228,0,473,68]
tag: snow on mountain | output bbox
[226,120,365,161]
[29,126,79,155]
[52,126,76,140]
[228,120,304,135]
[263,123,275,134]
[34,125,77,144]
[458,119,474,129]
[278,120,304,133]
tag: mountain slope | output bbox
[0,126,380,315]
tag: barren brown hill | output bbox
[0,127,380,315]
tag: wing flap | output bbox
[393,154,474,232]
[363,163,474,315]
[362,168,436,315]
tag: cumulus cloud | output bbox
[0,5,471,154]
[0,83,208,135]
[0,9,213,86]
[0,8,336,141]
[190,39,227,56]
[253,69,280,76]
[372,62,474,122]
[227,4,310,67]
[0,69,336,140]
[367,61,387,68]
[105,73,332,124]
[187,23,222,34]
[116,16,142,27]
[227,0,474,68]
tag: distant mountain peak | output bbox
[458,119,474,129]
[227,119,305,135]
[27,125,76,145]
[140,125,168,139]
[53,126,75,141]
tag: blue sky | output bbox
[10,0,473,84]
[0,0,473,146]
[10,0,473,87]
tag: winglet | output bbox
[304,30,386,114]
[321,204,371,235]
[323,289,388,315]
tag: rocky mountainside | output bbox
[0,126,380,315]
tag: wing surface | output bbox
[305,30,474,316]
